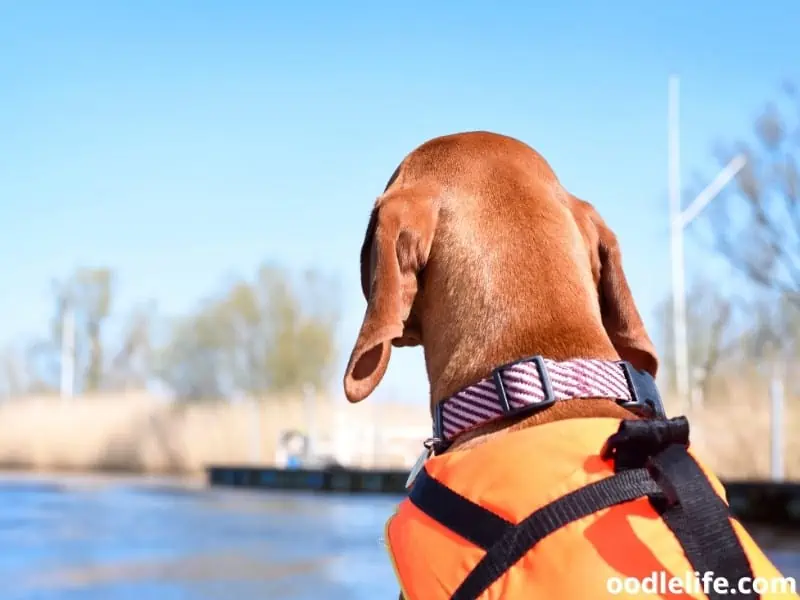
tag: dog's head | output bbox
[343,132,656,403]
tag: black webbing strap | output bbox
[408,416,759,600]
[450,467,662,599]
[605,418,757,600]
[648,444,758,600]
[409,466,514,551]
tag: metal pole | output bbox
[678,155,747,228]
[667,75,746,412]
[60,306,75,401]
[769,359,785,481]
[668,75,689,411]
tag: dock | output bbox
[208,464,409,495]
[207,465,800,528]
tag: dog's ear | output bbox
[588,206,658,377]
[359,206,379,301]
[344,192,438,403]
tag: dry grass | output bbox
[0,391,430,475]
[0,378,795,479]
[662,377,800,480]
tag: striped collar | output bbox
[431,355,665,452]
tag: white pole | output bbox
[668,75,689,411]
[60,306,75,401]
[678,155,748,228]
[770,359,785,481]
[667,75,746,412]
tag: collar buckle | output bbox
[617,361,666,419]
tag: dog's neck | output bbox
[421,301,633,450]
[424,308,621,405]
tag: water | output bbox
[0,473,398,599]
[0,473,798,599]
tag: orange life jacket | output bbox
[385,416,798,599]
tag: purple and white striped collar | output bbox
[431,355,664,451]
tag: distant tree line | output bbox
[0,263,340,401]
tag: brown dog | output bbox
[343,130,655,449]
[342,132,794,600]
[345,131,656,599]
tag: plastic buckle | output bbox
[618,361,666,419]
[432,355,558,450]
[491,355,557,417]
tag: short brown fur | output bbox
[344,130,655,441]
[342,131,657,598]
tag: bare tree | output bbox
[19,267,116,394]
[0,345,27,398]
[704,83,800,305]
[106,301,157,391]
[653,278,736,398]
[71,268,113,392]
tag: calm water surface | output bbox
[0,472,798,599]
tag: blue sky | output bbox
[1,1,797,403]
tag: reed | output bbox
[0,384,795,479]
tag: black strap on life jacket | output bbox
[407,416,758,600]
